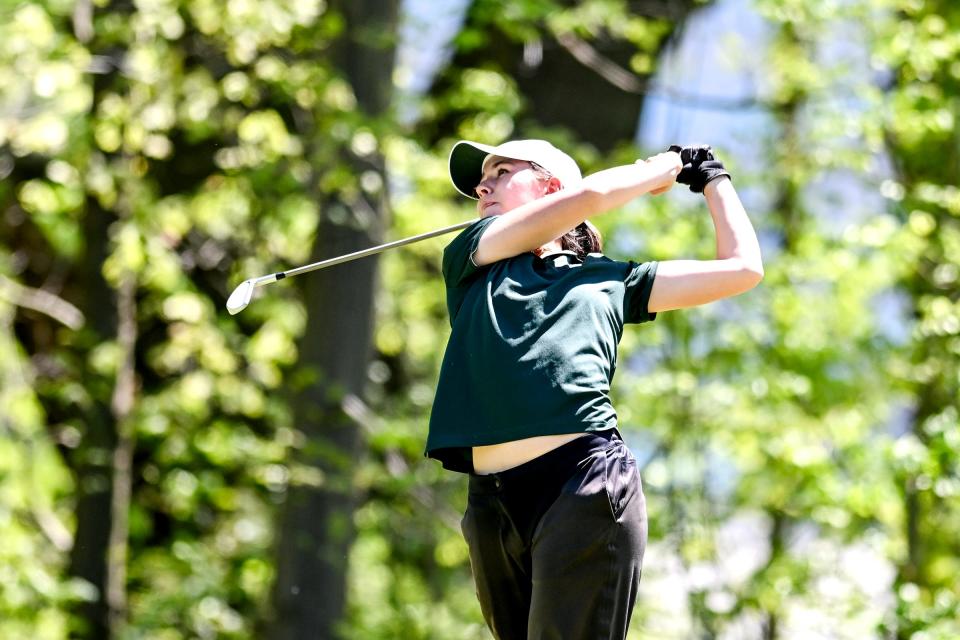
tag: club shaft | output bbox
[280,219,474,279]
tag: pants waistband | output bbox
[469,429,620,493]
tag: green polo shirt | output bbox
[426,217,658,473]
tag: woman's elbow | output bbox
[741,261,764,290]
[724,257,763,294]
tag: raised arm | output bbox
[647,176,764,313]
[472,153,682,266]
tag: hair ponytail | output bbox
[529,161,603,260]
[560,220,603,260]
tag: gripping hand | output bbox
[668,144,731,193]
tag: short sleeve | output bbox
[441,216,496,288]
[441,217,496,324]
[623,260,659,324]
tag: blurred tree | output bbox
[873,0,960,637]
[699,4,901,635]
[1,2,133,635]
[424,0,701,151]
[2,0,367,636]
[266,1,399,638]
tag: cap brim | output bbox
[449,140,498,199]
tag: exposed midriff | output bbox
[472,432,587,475]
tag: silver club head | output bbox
[226,273,281,315]
[226,279,256,315]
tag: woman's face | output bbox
[474,156,558,217]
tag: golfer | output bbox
[426,139,762,639]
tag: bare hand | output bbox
[637,151,682,195]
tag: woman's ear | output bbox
[544,177,563,195]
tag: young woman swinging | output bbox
[426,139,763,639]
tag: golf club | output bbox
[226,219,475,314]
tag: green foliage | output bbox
[2,0,341,636]
[0,296,84,638]
[1,0,958,638]
[870,1,960,636]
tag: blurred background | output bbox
[1,0,957,638]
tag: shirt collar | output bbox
[540,250,581,267]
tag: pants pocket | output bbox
[604,444,641,521]
[554,441,644,522]
[557,450,620,522]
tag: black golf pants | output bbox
[461,430,647,640]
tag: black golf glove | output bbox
[668,144,731,193]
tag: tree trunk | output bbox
[67,200,118,639]
[66,1,136,625]
[433,0,702,152]
[266,1,398,638]
[107,275,138,637]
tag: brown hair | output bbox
[529,161,603,259]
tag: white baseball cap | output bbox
[448,139,582,199]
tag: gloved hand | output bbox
[668,144,731,193]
